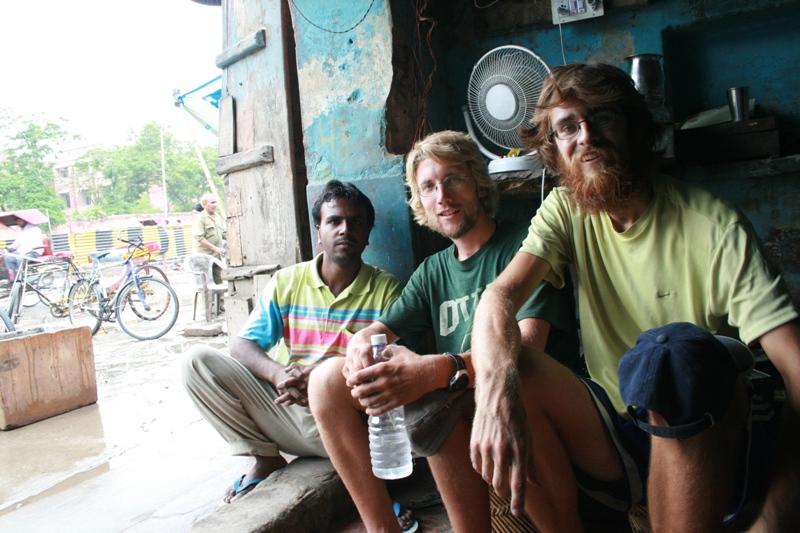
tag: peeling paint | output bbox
[296,31,392,121]
[347,89,364,103]
[291,0,399,182]
[282,0,416,281]
[303,104,401,182]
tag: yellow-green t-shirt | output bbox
[521,175,797,414]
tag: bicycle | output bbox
[86,238,170,286]
[67,237,180,340]
[1,254,48,307]
[2,253,85,324]
[26,252,88,313]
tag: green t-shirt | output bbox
[380,221,580,371]
[521,175,798,414]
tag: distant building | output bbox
[50,143,170,217]
[51,143,113,214]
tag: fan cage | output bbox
[468,46,550,150]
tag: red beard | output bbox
[558,144,646,216]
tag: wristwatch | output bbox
[443,352,469,392]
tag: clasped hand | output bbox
[274,362,315,406]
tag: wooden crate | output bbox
[0,326,97,430]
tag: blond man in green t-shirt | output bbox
[309,132,581,533]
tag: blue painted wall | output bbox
[420,0,800,299]
[291,0,415,283]
[286,0,800,291]
[430,0,800,136]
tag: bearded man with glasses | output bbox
[308,130,581,532]
[470,62,800,532]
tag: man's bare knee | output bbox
[308,358,350,412]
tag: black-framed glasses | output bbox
[417,175,468,197]
[550,109,617,140]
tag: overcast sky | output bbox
[1,0,223,148]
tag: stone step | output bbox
[190,457,452,533]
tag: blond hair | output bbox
[404,131,497,228]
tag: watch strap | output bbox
[443,352,468,391]
[443,352,466,371]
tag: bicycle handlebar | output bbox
[119,236,146,251]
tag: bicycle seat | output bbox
[35,238,54,261]
[55,251,74,259]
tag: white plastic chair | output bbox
[183,254,227,322]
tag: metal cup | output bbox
[625,54,665,109]
[727,87,749,122]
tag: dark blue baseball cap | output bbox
[618,322,754,440]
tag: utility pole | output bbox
[178,103,226,219]
[160,126,168,221]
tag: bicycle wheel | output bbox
[41,266,73,318]
[68,280,103,335]
[36,267,66,305]
[133,264,169,283]
[21,281,40,307]
[116,278,179,340]
[0,307,13,333]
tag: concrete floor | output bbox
[0,268,638,533]
[0,270,499,533]
[0,270,455,533]
[0,270,252,533]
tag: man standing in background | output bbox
[193,193,226,284]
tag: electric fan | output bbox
[464,45,551,174]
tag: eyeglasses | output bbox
[417,175,468,198]
[550,109,617,140]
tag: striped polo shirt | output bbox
[239,254,401,366]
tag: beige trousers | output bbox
[181,344,328,458]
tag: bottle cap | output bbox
[370,333,387,346]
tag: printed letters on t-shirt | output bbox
[438,287,484,337]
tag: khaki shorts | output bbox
[403,388,475,456]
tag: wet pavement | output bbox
[0,269,459,533]
[0,269,252,532]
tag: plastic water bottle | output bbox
[368,334,413,479]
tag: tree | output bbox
[72,122,222,216]
[69,147,128,216]
[0,111,221,227]
[0,109,78,226]
[167,143,220,211]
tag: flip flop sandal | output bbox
[394,501,420,533]
[232,474,266,496]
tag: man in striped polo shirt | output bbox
[182,180,401,503]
